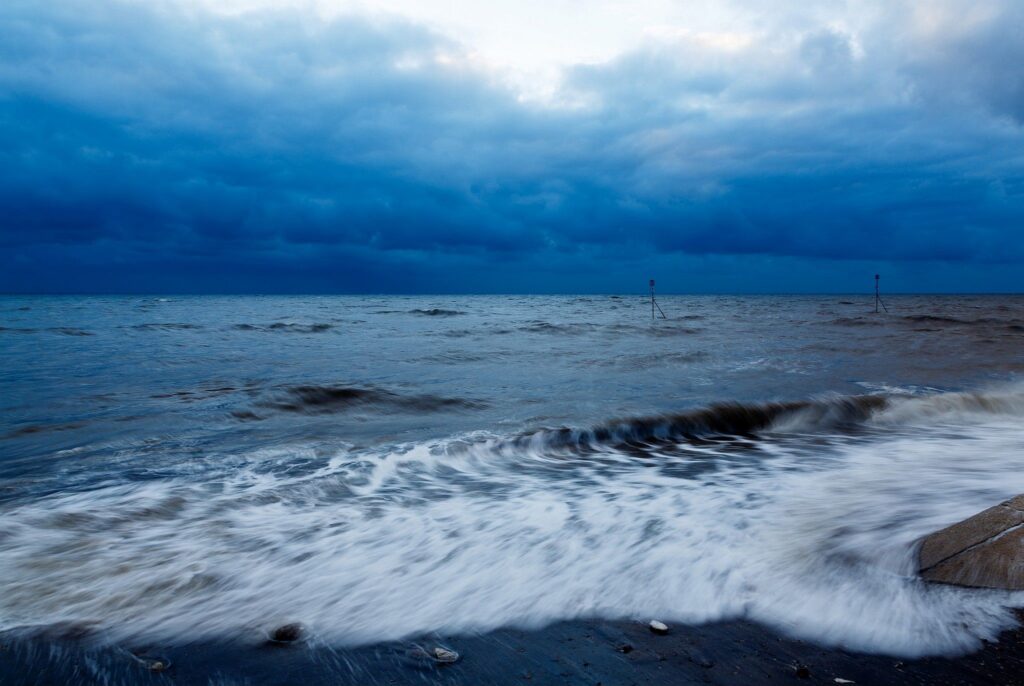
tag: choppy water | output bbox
[1,294,1023,657]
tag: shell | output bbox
[649,620,669,635]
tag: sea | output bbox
[1,294,1023,664]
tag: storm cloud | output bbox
[1,0,1022,292]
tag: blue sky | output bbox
[1,0,1022,293]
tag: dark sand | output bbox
[3,614,1024,685]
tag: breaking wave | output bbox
[497,386,1024,455]
[1,385,1024,658]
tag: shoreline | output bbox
[4,613,1024,685]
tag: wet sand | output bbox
[3,613,1024,685]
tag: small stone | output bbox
[834,679,855,684]
[433,646,459,663]
[269,623,304,643]
[649,620,669,635]
[148,661,166,672]
[794,664,811,679]
[616,643,633,654]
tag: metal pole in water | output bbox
[650,279,655,320]
[874,274,889,313]
[649,279,667,319]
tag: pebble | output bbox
[649,620,669,635]
[125,650,171,673]
[794,663,811,679]
[616,643,634,654]
[433,646,460,664]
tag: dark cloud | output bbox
[0,0,1021,293]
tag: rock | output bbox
[648,620,669,635]
[269,623,304,643]
[124,651,171,675]
[616,643,633,654]
[918,495,1024,590]
[794,663,811,679]
[432,646,459,664]
[126,651,171,672]
[405,643,460,666]
[834,679,855,684]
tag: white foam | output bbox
[2,389,1024,656]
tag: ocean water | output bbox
[1,294,1023,658]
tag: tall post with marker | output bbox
[649,278,667,320]
[650,279,655,320]
[874,273,888,313]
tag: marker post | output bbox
[875,274,889,313]
[649,279,667,320]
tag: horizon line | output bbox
[3,291,1024,297]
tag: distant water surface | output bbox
[1,295,1023,656]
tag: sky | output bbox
[1,0,1022,293]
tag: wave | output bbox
[256,385,487,415]
[578,351,708,370]
[904,315,969,324]
[151,386,239,402]
[829,314,1024,330]
[268,322,333,333]
[2,385,1024,658]
[130,323,202,331]
[142,380,487,415]
[518,321,701,336]
[902,315,1024,328]
[232,323,334,333]
[508,395,888,454]
[0,327,93,336]
[504,385,1024,454]
[409,309,464,316]
[52,327,94,336]
[830,317,884,326]
[4,422,87,439]
[519,321,597,334]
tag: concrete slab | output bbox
[919,495,1024,590]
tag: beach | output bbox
[4,614,1024,685]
